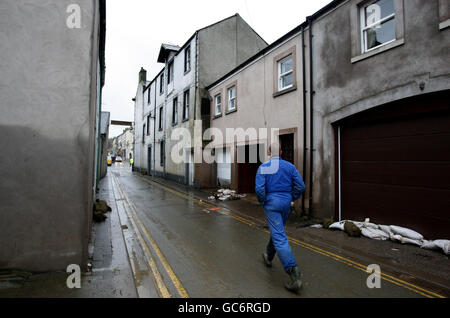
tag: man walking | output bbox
[255,143,306,294]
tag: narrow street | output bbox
[107,164,438,298]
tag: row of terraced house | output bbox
[133,0,450,240]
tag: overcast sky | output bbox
[103,0,332,137]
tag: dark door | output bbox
[147,146,152,175]
[339,92,450,239]
[280,133,294,164]
[238,144,263,194]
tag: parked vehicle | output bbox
[115,156,122,162]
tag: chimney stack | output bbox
[139,67,147,83]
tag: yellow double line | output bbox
[139,175,444,298]
[113,174,189,298]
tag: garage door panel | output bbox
[339,94,450,240]
[342,134,450,161]
[341,114,450,141]
[342,182,450,238]
[342,161,450,190]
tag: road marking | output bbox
[112,175,171,298]
[115,174,189,298]
[139,175,444,298]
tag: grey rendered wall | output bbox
[198,15,267,88]
[311,0,450,217]
[0,0,100,271]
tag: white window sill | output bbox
[439,19,450,30]
[351,38,404,64]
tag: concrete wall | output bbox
[198,14,267,88]
[311,0,450,218]
[0,0,102,271]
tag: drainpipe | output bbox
[301,25,307,216]
[153,80,157,176]
[192,32,199,187]
[308,16,314,216]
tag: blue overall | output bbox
[255,156,305,272]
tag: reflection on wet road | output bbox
[109,165,433,298]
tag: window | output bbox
[146,115,150,135]
[167,60,174,84]
[159,73,164,95]
[147,87,151,104]
[172,97,178,125]
[214,94,222,116]
[159,106,163,131]
[227,85,236,112]
[278,55,293,91]
[142,124,146,143]
[160,141,165,166]
[183,90,190,121]
[360,0,396,53]
[184,46,191,73]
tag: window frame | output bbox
[172,97,178,126]
[158,106,163,131]
[214,93,222,117]
[273,46,297,97]
[184,45,191,74]
[167,60,174,84]
[360,0,396,54]
[182,89,190,121]
[225,82,237,114]
[159,73,164,95]
[278,54,294,91]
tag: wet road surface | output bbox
[108,165,433,298]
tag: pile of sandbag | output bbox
[208,189,246,201]
[315,218,449,255]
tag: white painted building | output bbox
[133,14,268,187]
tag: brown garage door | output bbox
[339,91,450,239]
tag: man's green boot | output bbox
[284,266,302,294]
[262,253,273,267]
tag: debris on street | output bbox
[93,199,112,222]
[312,218,450,255]
[208,188,246,201]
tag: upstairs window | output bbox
[146,115,150,135]
[159,106,163,131]
[183,90,190,121]
[142,124,146,143]
[147,87,151,104]
[172,97,178,125]
[360,0,395,53]
[159,73,164,95]
[278,55,293,91]
[227,86,236,111]
[184,46,191,73]
[167,60,174,84]
[215,94,222,116]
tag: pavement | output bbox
[1,163,448,298]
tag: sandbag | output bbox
[361,227,390,240]
[344,221,361,237]
[434,240,450,255]
[329,220,346,231]
[389,225,423,241]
